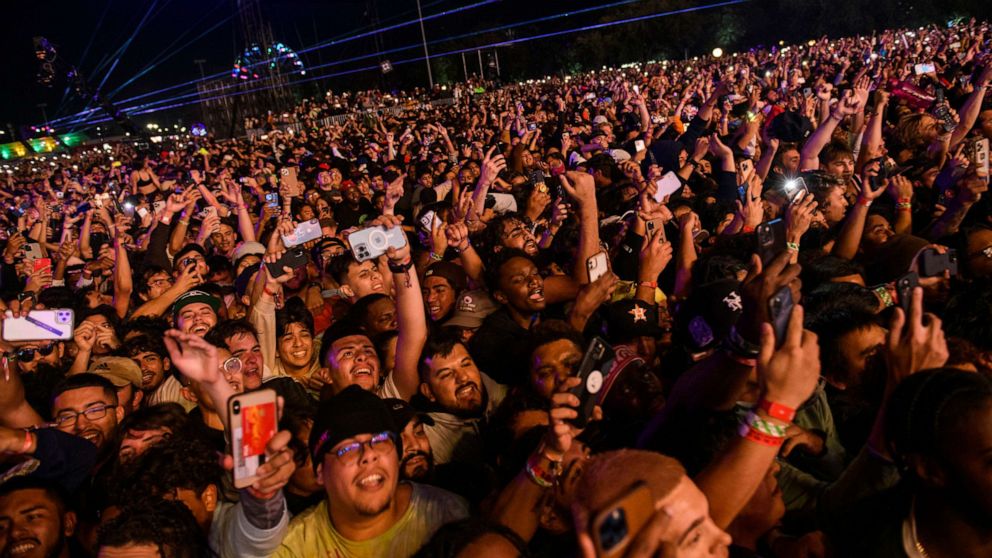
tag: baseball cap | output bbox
[424,262,467,293]
[309,385,398,468]
[231,241,265,264]
[171,289,221,316]
[674,279,743,353]
[444,290,498,330]
[89,356,142,388]
[592,115,609,126]
[383,398,435,429]
[604,299,664,342]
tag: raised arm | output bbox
[559,171,600,285]
[800,90,863,171]
[949,64,992,148]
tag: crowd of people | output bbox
[0,16,991,558]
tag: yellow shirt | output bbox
[273,483,468,558]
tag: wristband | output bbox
[638,280,658,289]
[263,285,280,297]
[786,241,800,252]
[428,251,444,262]
[742,225,755,234]
[525,452,560,489]
[874,285,894,308]
[738,424,786,447]
[896,202,912,210]
[159,215,172,226]
[741,411,789,437]
[758,399,797,423]
[388,259,414,274]
[857,197,872,207]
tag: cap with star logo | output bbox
[604,299,664,342]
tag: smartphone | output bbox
[918,248,958,277]
[586,251,610,283]
[654,171,682,202]
[632,84,640,96]
[568,337,615,428]
[633,139,646,153]
[973,138,990,178]
[281,219,322,248]
[265,248,308,278]
[768,286,794,348]
[137,207,149,219]
[32,258,52,275]
[645,219,666,243]
[755,219,787,265]
[896,272,919,315]
[198,206,218,221]
[228,389,278,489]
[914,63,936,75]
[2,309,75,342]
[591,481,655,558]
[349,226,408,263]
[23,242,44,261]
[264,192,280,209]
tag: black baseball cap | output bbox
[308,385,399,469]
[383,398,435,430]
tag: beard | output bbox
[400,451,433,481]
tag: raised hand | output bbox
[163,329,222,386]
[559,171,597,210]
[757,304,820,410]
[885,287,948,382]
[478,146,507,187]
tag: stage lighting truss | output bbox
[232,42,305,81]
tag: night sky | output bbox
[0,0,641,131]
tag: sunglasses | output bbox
[13,343,57,361]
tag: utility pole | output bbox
[478,49,484,78]
[415,0,433,88]
[494,48,500,77]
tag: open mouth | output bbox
[9,540,39,556]
[192,324,209,335]
[290,350,309,360]
[80,430,101,445]
[429,304,441,316]
[455,383,478,399]
[528,287,545,303]
[351,366,374,380]
[356,473,385,490]
[142,372,155,385]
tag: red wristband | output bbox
[725,351,757,368]
[21,430,33,454]
[758,399,796,422]
[857,197,872,207]
[263,285,279,297]
[739,425,785,447]
[638,281,658,289]
[742,225,755,234]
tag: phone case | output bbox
[281,219,322,247]
[897,272,919,315]
[768,287,794,347]
[349,226,408,262]
[569,337,615,428]
[23,242,44,261]
[756,219,786,265]
[266,249,308,278]
[592,481,655,558]
[586,252,610,283]
[2,310,75,342]
[919,248,958,277]
[229,389,278,489]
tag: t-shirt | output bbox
[273,483,468,558]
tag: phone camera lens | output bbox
[232,401,241,414]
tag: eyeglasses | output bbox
[12,343,56,361]
[221,356,243,377]
[53,403,116,428]
[333,431,396,466]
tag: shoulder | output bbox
[410,483,470,520]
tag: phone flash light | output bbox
[784,179,799,191]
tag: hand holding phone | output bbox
[568,337,615,428]
[586,252,610,283]
[228,389,278,489]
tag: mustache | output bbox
[401,450,431,466]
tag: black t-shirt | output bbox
[333,199,375,229]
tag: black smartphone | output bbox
[896,271,919,315]
[265,248,308,278]
[919,248,958,277]
[768,286,794,348]
[755,219,787,265]
[568,337,615,428]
